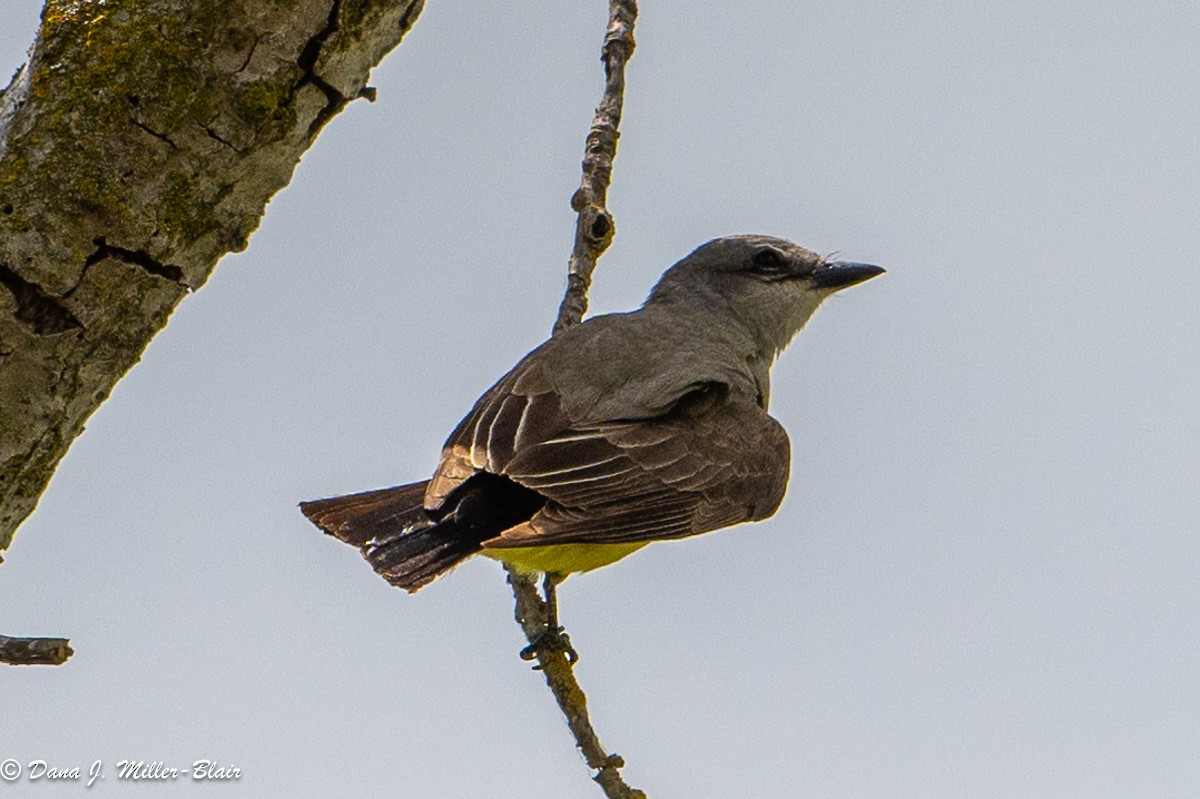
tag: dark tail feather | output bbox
[300,481,480,592]
[300,481,429,547]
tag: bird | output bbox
[301,235,883,635]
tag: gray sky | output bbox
[4,1,1199,796]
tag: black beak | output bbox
[810,261,886,291]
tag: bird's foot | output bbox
[520,625,578,668]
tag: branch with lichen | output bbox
[0,633,73,666]
[507,2,645,798]
[0,0,425,666]
[0,0,425,558]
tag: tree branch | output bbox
[509,3,644,798]
[553,0,638,335]
[506,567,646,799]
[0,0,426,559]
[0,633,73,666]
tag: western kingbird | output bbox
[301,235,883,593]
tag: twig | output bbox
[553,0,638,335]
[506,567,646,799]
[0,633,73,666]
[508,2,643,798]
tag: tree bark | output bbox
[0,0,425,556]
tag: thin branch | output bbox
[506,568,646,799]
[0,634,74,666]
[508,2,643,798]
[553,0,639,335]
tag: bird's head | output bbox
[646,234,884,357]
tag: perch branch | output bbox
[506,568,645,799]
[0,633,74,666]
[508,2,644,798]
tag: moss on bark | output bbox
[0,0,425,555]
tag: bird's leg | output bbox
[542,572,573,655]
[520,572,578,666]
[540,571,578,664]
[543,571,563,628]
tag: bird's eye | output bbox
[752,248,784,270]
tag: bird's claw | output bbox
[520,626,578,668]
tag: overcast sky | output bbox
[3,1,1199,797]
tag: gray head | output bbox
[646,234,884,357]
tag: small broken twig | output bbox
[0,633,74,666]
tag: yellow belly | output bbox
[483,541,649,575]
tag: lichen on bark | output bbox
[0,0,425,556]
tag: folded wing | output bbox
[427,354,790,549]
